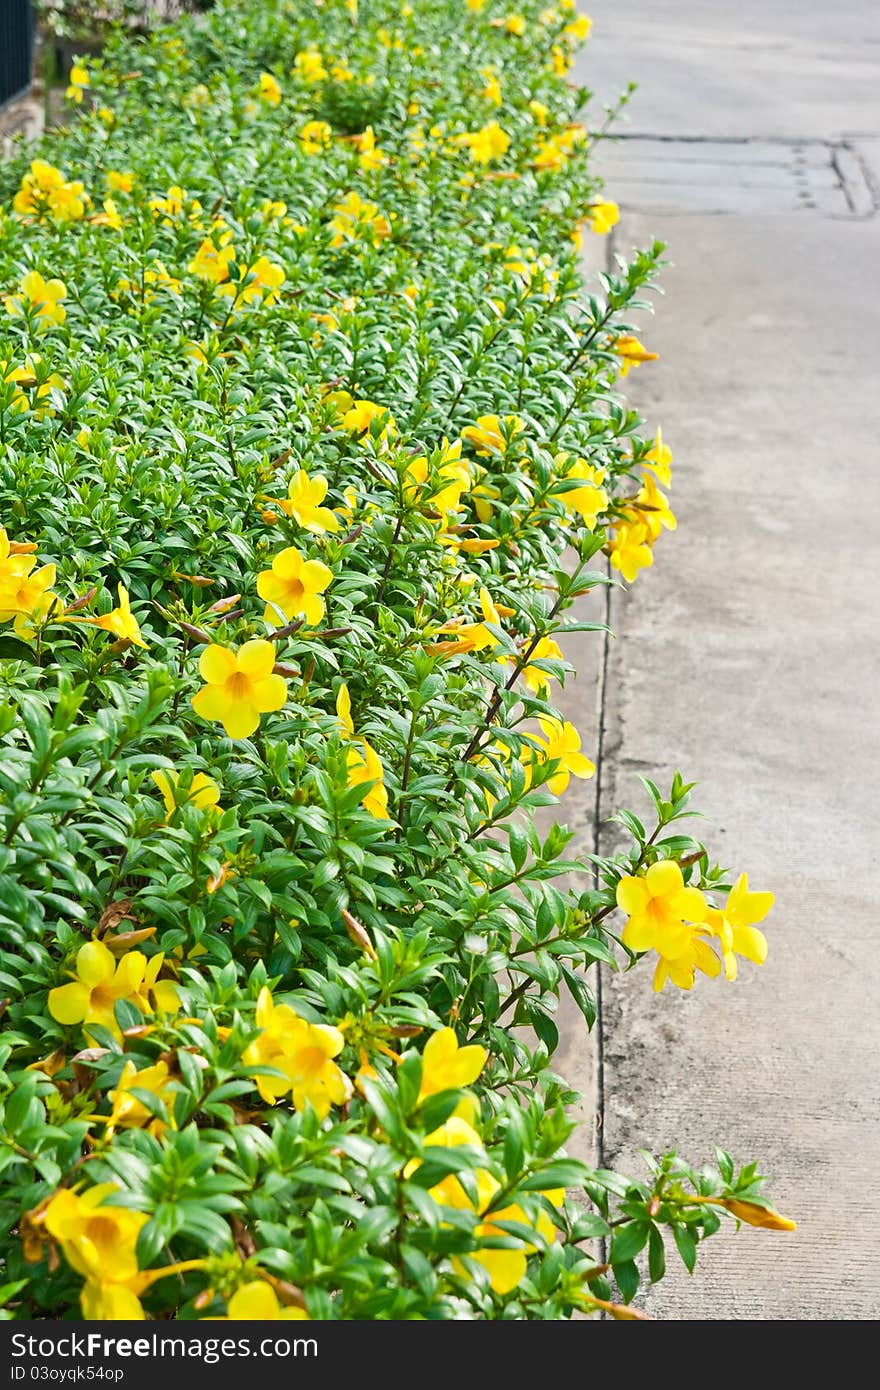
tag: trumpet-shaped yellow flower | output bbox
[243,987,353,1115]
[564,15,592,42]
[705,873,774,981]
[328,190,391,248]
[609,521,653,583]
[419,1119,563,1295]
[534,716,595,794]
[258,72,282,105]
[223,255,285,307]
[614,334,659,377]
[0,560,59,637]
[151,768,221,820]
[617,861,720,991]
[88,583,147,648]
[4,271,67,327]
[258,546,332,626]
[293,49,328,83]
[520,636,564,696]
[644,426,672,485]
[632,472,676,542]
[460,122,511,165]
[336,684,390,819]
[44,1185,148,1292]
[355,125,386,171]
[557,459,608,529]
[220,1281,310,1320]
[44,1185,201,1320]
[503,15,526,36]
[299,119,333,154]
[65,64,90,103]
[342,398,396,439]
[419,1027,487,1100]
[719,1199,795,1231]
[461,413,523,456]
[429,586,505,656]
[107,1059,175,1137]
[106,170,134,194]
[189,235,235,286]
[135,952,181,1017]
[587,200,619,235]
[275,469,340,533]
[191,640,288,739]
[13,161,88,223]
[48,941,147,1041]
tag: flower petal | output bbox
[199,644,237,683]
[237,639,276,679]
[48,981,90,1025]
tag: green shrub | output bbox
[0,0,789,1321]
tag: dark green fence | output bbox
[0,0,34,109]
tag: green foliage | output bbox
[0,0,786,1321]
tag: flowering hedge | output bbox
[0,0,791,1322]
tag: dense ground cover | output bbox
[0,0,789,1321]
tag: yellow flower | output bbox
[106,170,134,193]
[151,768,221,820]
[220,1281,310,1320]
[275,469,340,533]
[609,521,653,583]
[243,986,353,1115]
[106,1060,175,1137]
[460,122,511,165]
[0,558,59,637]
[616,861,719,992]
[48,941,147,1041]
[226,255,286,307]
[705,873,774,981]
[257,546,332,626]
[587,200,619,235]
[4,270,67,327]
[429,586,505,656]
[135,953,181,1018]
[191,640,288,740]
[614,334,659,377]
[564,15,592,41]
[336,684,390,820]
[299,119,333,154]
[88,583,147,648]
[293,49,328,83]
[355,125,386,171]
[148,185,199,223]
[189,235,235,285]
[418,1027,487,1100]
[328,190,391,248]
[419,1119,562,1295]
[644,426,672,485]
[342,398,396,440]
[43,1186,202,1320]
[258,72,282,105]
[480,68,502,106]
[405,438,470,517]
[632,472,676,542]
[13,160,87,223]
[65,64,90,103]
[44,1185,148,1297]
[557,458,608,528]
[461,413,523,456]
[520,636,564,696]
[503,15,526,35]
[534,716,595,794]
[90,198,123,230]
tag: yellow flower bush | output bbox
[0,0,790,1323]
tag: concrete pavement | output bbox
[556,0,880,1319]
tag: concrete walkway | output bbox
[559,0,880,1319]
